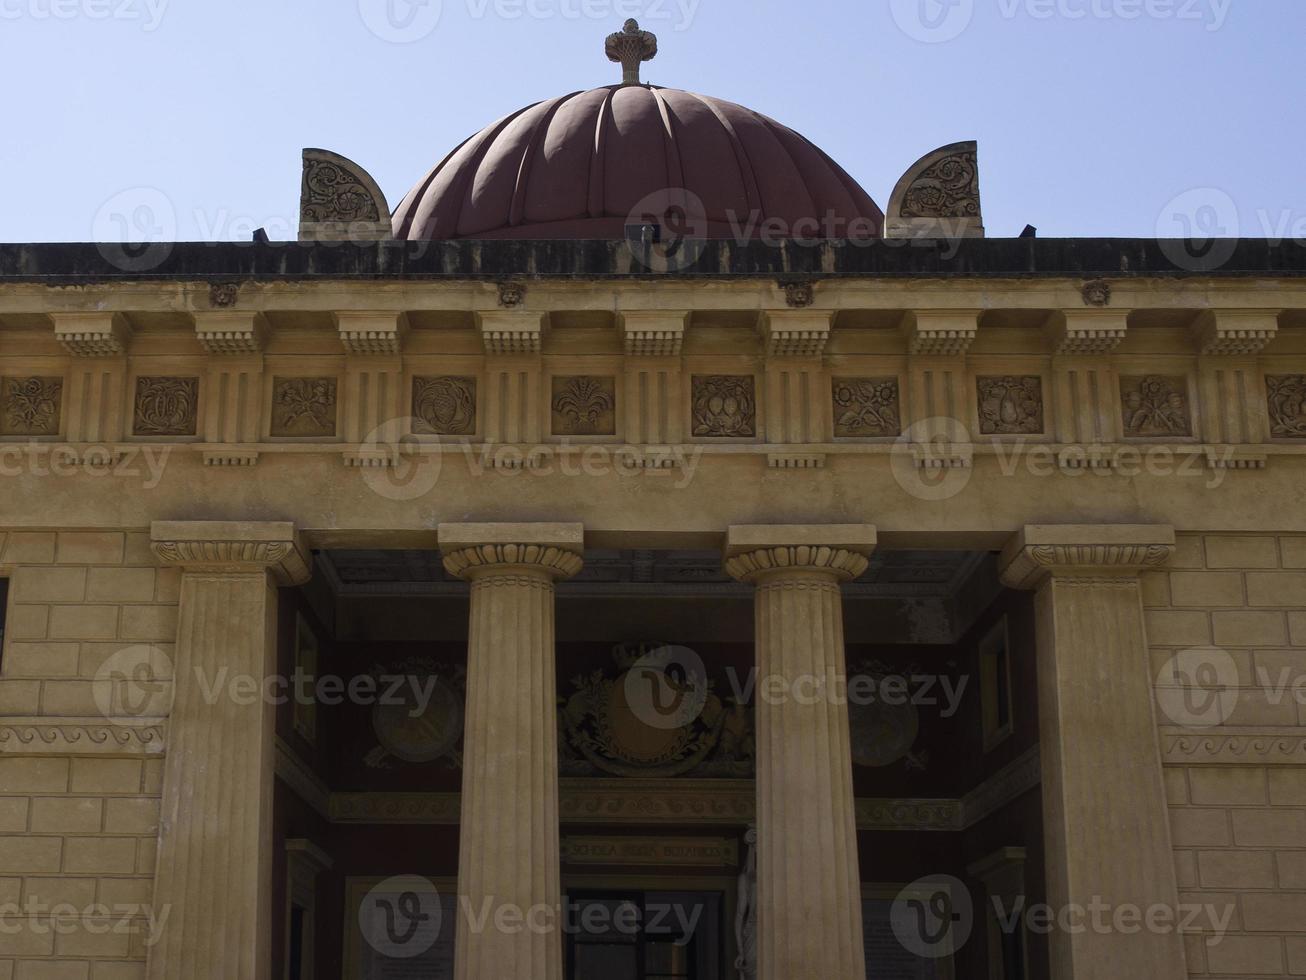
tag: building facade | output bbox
[1,22,1305,980]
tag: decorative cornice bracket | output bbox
[763,310,832,357]
[1196,310,1280,355]
[50,312,132,357]
[907,311,980,355]
[477,311,546,355]
[194,311,268,354]
[620,311,686,356]
[335,311,408,355]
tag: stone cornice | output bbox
[999,523,1176,589]
[0,717,165,757]
[150,520,311,585]
[960,745,1042,826]
[1160,727,1306,765]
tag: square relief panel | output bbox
[692,375,756,438]
[133,376,199,437]
[1,376,63,436]
[551,375,616,436]
[412,376,477,435]
[1120,375,1193,438]
[270,377,338,437]
[832,377,901,438]
[1266,374,1306,438]
[976,375,1044,435]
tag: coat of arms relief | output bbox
[560,642,755,778]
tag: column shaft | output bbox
[754,570,866,980]
[1002,525,1184,980]
[146,521,308,980]
[148,572,276,980]
[454,567,563,980]
[725,526,876,980]
[439,523,583,980]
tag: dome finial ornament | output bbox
[605,19,657,87]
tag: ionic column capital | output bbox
[149,520,310,585]
[438,522,584,581]
[999,523,1175,590]
[723,524,877,584]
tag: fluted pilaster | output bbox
[1000,524,1183,980]
[439,523,584,980]
[146,522,309,980]
[726,525,875,980]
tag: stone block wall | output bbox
[0,530,173,980]
[1146,534,1306,979]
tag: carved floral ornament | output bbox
[832,377,900,438]
[1120,375,1193,438]
[413,376,477,435]
[977,375,1044,435]
[552,376,616,436]
[301,157,382,224]
[692,375,756,438]
[271,378,337,437]
[133,376,199,436]
[1,376,62,436]
[898,149,980,219]
[1266,374,1306,438]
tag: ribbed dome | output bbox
[391,85,883,240]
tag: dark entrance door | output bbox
[567,891,723,980]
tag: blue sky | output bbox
[1,0,1300,242]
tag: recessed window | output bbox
[980,617,1014,752]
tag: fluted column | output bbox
[439,522,584,980]
[724,524,876,980]
[147,521,310,980]
[1000,524,1184,980]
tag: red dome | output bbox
[391,85,883,241]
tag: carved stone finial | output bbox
[606,19,657,87]
[298,148,392,243]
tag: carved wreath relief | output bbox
[133,377,198,436]
[551,376,616,436]
[270,378,337,437]
[692,375,756,438]
[412,377,476,435]
[1120,375,1192,438]
[1,377,63,436]
[899,149,980,219]
[832,378,900,437]
[977,376,1044,435]
[300,158,382,224]
[1266,375,1306,438]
